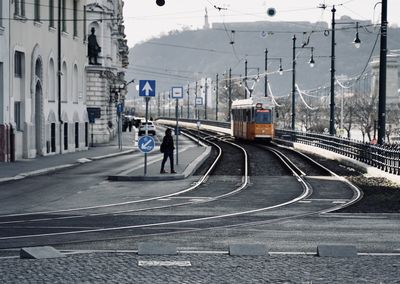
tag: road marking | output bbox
[138,260,191,267]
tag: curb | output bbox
[107,146,211,181]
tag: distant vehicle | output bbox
[231,96,275,141]
[138,121,156,136]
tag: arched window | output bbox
[48,58,55,101]
[73,65,78,103]
[61,62,68,102]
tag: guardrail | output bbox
[157,118,399,175]
[275,129,400,176]
[157,117,231,129]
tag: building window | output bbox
[73,0,78,37]
[0,0,3,27]
[73,65,78,103]
[61,62,67,102]
[85,122,88,147]
[48,58,55,101]
[51,123,56,152]
[15,0,26,17]
[14,102,22,131]
[75,122,79,148]
[83,6,87,42]
[64,123,68,150]
[62,0,66,32]
[14,51,24,78]
[34,0,40,22]
[49,0,54,28]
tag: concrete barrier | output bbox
[229,244,268,256]
[20,246,65,259]
[317,245,358,257]
[138,242,177,255]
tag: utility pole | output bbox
[291,35,296,130]
[244,59,248,99]
[195,81,198,119]
[265,48,268,97]
[228,68,232,121]
[330,5,336,136]
[215,73,219,120]
[204,78,208,120]
[378,0,387,145]
[157,92,160,117]
[187,83,190,119]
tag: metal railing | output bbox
[275,129,400,175]
[158,117,400,175]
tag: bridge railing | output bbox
[275,129,400,176]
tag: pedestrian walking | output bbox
[160,128,176,174]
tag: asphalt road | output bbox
[0,136,399,255]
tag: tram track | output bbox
[0,128,361,249]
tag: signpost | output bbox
[171,87,183,165]
[116,103,124,150]
[139,80,156,175]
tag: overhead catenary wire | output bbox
[295,84,319,110]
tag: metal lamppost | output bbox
[378,0,388,144]
[215,73,219,120]
[228,68,232,121]
[291,35,315,130]
[264,48,283,97]
[244,60,260,99]
[187,83,190,119]
[329,5,361,135]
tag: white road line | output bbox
[138,260,191,267]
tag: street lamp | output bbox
[309,47,315,68]
[264,48,283,97]
[291,34,315,130]
[329,5,361,135]
[244,60,260,99]
[378,0,388,145]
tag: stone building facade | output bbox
[85,0,129,144]
[0,0,11,161]
[4,0,89,161]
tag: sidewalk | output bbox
[0,129,211,183]
[108,144,211,181]
[0,131,136,183]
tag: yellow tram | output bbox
[231,97,275,141]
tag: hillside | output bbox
[127,18,400,100]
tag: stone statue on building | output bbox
[88,27,101,65]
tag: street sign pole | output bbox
[144,96,150,175]
[139,79,156,175]
[175,98,179,165]
[171,86,183,166]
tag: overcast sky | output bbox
[123,0,400,48]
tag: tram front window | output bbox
[255,110,272,124]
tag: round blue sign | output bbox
[138,136,155,153]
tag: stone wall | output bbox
[86,66,117,144]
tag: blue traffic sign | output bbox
[117,103,124,115]
[139,80,156,97]
[138,135,155,153]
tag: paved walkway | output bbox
[0,127,210,183]
[0,252,399,283]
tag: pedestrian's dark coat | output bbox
[161,130,174,152]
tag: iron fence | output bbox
[276,129,400,175]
